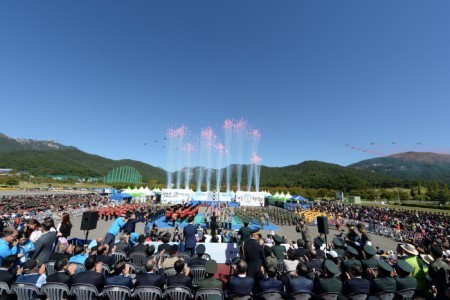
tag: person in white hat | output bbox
[401,243,427,295]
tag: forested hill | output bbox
[259,161,404,190]
[349,152,450,183]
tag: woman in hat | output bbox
[401,243,427,295]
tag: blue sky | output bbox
[1,1,450,169]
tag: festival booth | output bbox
[110,192,132,203]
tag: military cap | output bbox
[324,259,339,274]
[205,259,218,274]
[396,260,413,274]
[332,237,343,247]
[274,235,283,243]
[430,245,443,257]
[363,245,376,256]
[346,246,359,256]
[250,228,260,234]
[377,260,393,272]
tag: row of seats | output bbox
[0,282,224,300]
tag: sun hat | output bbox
[400,243,419,256]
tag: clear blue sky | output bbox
[1,1,450,169]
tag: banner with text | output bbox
[235,192,265,206]
[161,189,192,204]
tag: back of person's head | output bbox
[137,234,145,244]
[297,239,305,248]
[174,259,185,273]
[236,259,248,275]
[44,217,56,229]
[84,255,96,270]
[148,245,155,256]
[119,234,128,242]
[264,245,272,257]
[96,237,105,245]
[56,243,68,253]
[296,263,308,277]
[55,259,68,271]
[97,245,107,255]
[161,235,170,244]
[41,221,53,231]
[145,259,156,272]
[267,266,277,278]
[308,249,317,259]
[114,261,126,275]
[74,245,84,255]
[1,255,16,268]
[350,264,363,277]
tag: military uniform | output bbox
[243,235,267,278]
[198,259,223,289]
[315,260,343,294]
[238,223,251,243]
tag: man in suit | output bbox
[49,243,73,262]
[198,259,222,289]
[183,217,197,257]
[46,258,76,287]
[73,255,106,293]
[114,234,131,255]
[342,264,370,295]
[167,259,194,291]
[135,257,165,289]
[259,266,283,293]
[287,263,313,294]
[0,255,16,287]
[31,220,57,265]
[132,234,155,256]
[189,244,207,267]
[242,229,267,278]
[106,261,134,289]
[229,260,254,296]
[95,244,115,268]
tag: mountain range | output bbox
[1,132,450,188]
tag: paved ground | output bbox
[69,206,398,253]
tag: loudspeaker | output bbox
[317,216,329,234]
[264,198,269,207]
[80,211,99,231]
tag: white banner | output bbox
[161,189,192,204]
[235,192,265,206]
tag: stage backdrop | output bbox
[235,192,265,206]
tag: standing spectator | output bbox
[427,245,450,299]
[242,229,267,278]
[183,217,197,257]
[31,221,57,264]
[104,214,128,253]
[56,213,72,241]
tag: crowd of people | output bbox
[1,193,450,299]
